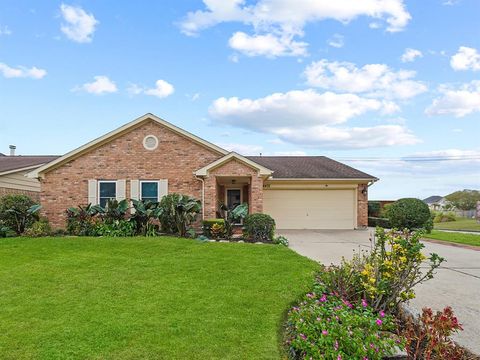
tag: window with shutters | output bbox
[140,181,159,202]
[98,181,116,208]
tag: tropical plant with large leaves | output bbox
[129,199,161,236]
[158,194,201,237]
[65,203,103,236]
[220,202,249,238]
[100,199,129,223]
[0,194,41,234]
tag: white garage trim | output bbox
[263,189,357,230]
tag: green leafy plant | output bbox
[386,198,433,232]
[100,199,129,223]
[273,235,289,246]
[157,194,201,237]
[95,219,136,237]
[368,216,391,228]
[243,213,275,242]
[130,199,161,236]
[24,218,52,237]
[0,194,41,234]
[220,202,249,238]
[210,222,225,239]
[286,288,400,360]
[433,212,456,223]
[403,306,464,359]
[65,203,102,236]
[0,220,10,238]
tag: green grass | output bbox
[434,217,480,231]
[0,236,318,359]
[423,230,480,247]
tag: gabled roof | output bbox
[28,113,229,178]
[195,152,273,177]
[247,156,377,180]
[423,195,444,204]
[0,155,60,176]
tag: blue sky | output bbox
[0,0,479,199]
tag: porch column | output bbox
[203,175,217,219]
[250,175,264,213]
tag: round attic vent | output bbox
[143,135,159,150]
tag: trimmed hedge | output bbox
[385,198,433,232]
[243,213,275,242]
[202,218,225,238]
[368,217,391,228]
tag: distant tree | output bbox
[445,189,480,211]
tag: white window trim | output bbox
[143,134,159,150]
[98,180,117,207]
[140,180,160,201]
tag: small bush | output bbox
[386,198,433,232]
[403,307,464,359]
[286,288,400,360]
[65,203,102,236]
[0,194,41,234]
[433,212,456,223]
[24,219,52,237]
[273,235,289,246]
[0,220,9,238]
[243,213,275,242]
[157,194,201,237]
[94,220,136,237]
[368,201,381,217]
[202,218,225,238]
[368,216,391,228]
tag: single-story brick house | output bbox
[28,113,378,230]
[0,150,59,201]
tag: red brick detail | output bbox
[40,120,223,228]
[203,159,264,219]
[0,187,40,202]
[357,184,368,228]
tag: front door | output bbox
[226,189,241,210]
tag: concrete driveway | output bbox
[280,229,480,355]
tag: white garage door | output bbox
[263,189,356,229]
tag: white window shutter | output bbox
[116,180,126,201]
[130,180,139,200]
[158,179,168,201]
[88,180,98,205]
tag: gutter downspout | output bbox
[195,175,205,220]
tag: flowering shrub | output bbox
[286,286,401,360]
[403,307,464,360]
[361,228,444,312]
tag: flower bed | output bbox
[284,228,475,360]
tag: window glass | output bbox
[99,182,116,208]
[141,181,158,202]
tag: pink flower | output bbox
[379,310,385,318]
[376,319,383,326]
[306,293,315,299]
[334,340,339,350]
[300,333,307,340]
[337,355,342,360]
[320,294,327,302]
[322,330,328,335]
[361,299,368,308]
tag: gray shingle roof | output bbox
[0,156,60,174]
[423,195,443,204]
[246,156,376,179]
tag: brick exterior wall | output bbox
[40,120,222,228]
[357,184,369,228]
[0,187,40,202]
[203,159,264,219]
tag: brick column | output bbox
[357,184,368,228]
[203,176,217,219]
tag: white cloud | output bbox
[0,62,46,79]
[327,34,344,48]
[0,25,12,36]
[304,59,427,99]
[144,80,175,98]
[74,76,117,95]
[228,31,307,57]
[180,0,410,57]
[450,46,480,71]
[60,4,98,43]
[209,89,417,149]
[219,143,264,155]
[190,93,200,101]
[401,48,422,62]
[426,81,480,117]
[128,80,175,99]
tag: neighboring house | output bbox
[0,149,59,201]
[28,114,377,230]
[423,195,447,211]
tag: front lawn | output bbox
[0,236,317,359]
[434,217,480,232]
[423,230,480,247]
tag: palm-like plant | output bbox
[130,199,161,236]
[101,199,129,223]
[5,204,42,235]
[158,194,201,237]
[220,202,249,238]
